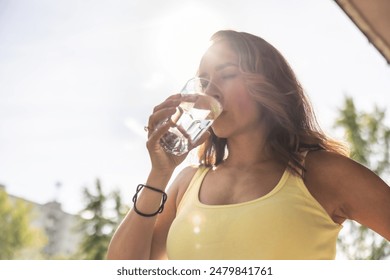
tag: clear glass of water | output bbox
[160,77,223,156]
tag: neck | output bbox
[223,131,275,169]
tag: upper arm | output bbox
[306,151,390,241]
[340,160,390,240]
[149,166,198,259]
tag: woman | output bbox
[107,30,390,260]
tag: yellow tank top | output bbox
[166,166,342,259]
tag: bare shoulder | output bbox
[304,149,385,188]
[304,150,390,240]
[168,165,200,207]
[305,150,359,178]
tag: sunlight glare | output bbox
[154,3,224,86]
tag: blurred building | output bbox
[1,185,83,259]
[31,200,83,258]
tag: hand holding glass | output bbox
[160,77,223,156]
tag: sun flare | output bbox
[154,3,225,85]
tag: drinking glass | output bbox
[159,77,223,156]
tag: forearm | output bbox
[106,170,173,260]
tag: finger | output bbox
[166,93,182,100]
[146,119,173,149]
[153,94,181,113]
[148,107,177,132]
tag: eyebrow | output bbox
[199,62,238,77]
[215,62,239,71]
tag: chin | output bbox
[211,114,228,138]
[211,126,227,139]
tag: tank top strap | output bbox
[297,150,309,178]
[299,145,324,178]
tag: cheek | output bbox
[236,97,254,112]
[232,89,259,116]
[223,84,247,109]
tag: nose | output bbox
[203,78,222,103]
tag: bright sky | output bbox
[1,0,390,217]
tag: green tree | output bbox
[77,179,127,260]
[334,96,390,259]
[0,187,40,259]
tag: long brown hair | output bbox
[198,30,348,176]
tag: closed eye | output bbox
[200,80,209,90]
[221,74,237,80]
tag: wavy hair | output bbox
[197,30,348,176]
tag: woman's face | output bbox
[198,41,262,139]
